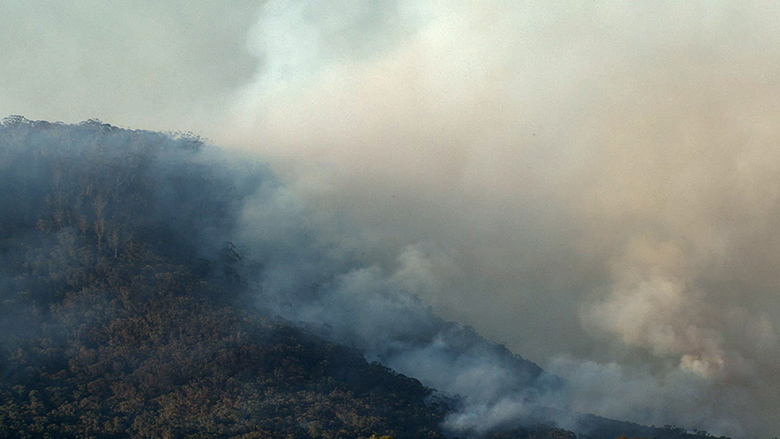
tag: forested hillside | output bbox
[0,117,450,438]
[0,117,727,439]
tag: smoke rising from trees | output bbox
[4,1,780,437]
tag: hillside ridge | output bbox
[0,117,727,439]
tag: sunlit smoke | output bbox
[223,1,780,436]
[4,1,780,437]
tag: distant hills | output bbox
[0,117,726,439]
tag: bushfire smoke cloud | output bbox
[4,1,780,437]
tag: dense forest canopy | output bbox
[0,116,446,438]
[0,117,727,439]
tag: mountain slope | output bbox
[0,117,450,438]
[0,117,726,439]
[1,287,448,438]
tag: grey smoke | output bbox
[223,2,780,436]
[4,1,780,437]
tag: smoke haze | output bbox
[4,1,780,437]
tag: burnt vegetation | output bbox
[0,117,726,439]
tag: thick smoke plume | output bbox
[222,2,780,436]
[4,1,780,437]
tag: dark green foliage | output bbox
[572,416,730,439]
[0,290,447,438]
[0,117,445,438]
[0,118,727,439]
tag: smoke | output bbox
[234,185,563,436]
[5,1,780,437]
[221,1,780,437]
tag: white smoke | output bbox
[4,1,780,436]
[223,1,780,436]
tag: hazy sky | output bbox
[4,1,780,436]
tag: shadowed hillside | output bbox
[0,117,728,439]
[0,117,450,438]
